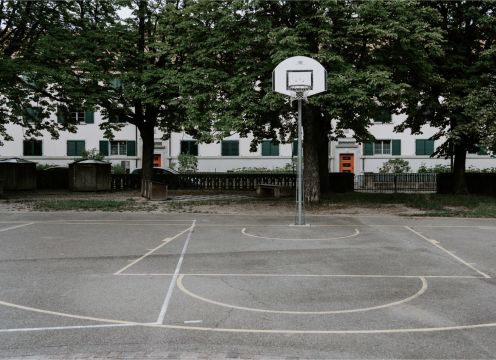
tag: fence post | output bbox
[394,174,397,193]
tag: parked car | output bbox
[131,167,179,176]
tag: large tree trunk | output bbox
[139,122,155,197]
[452,143,468,194]
[317,114,331,194]
[302,106,320,203]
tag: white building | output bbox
[0,109,494,173]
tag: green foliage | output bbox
[36,163,57,170]
[81,148,105,161]
[177,153,198,173]
[378,159,412,174]
[112,164,127,174]
[231,164,294,173]
[417,163,451,174]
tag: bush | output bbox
[178,153,198,173]
[112,164,127,174]
[417,163,451,173]
[379,159,411,174]
[81,148,105,161]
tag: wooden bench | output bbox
[256,184,281,198]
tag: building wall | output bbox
[1,112,140,171]
[1,111,494,173]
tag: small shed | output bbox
[68,160,111,191]
[0,158,37,190]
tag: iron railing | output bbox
[354,173,437,193]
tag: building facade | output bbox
[1,110,494,173]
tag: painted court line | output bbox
[156,220,197,324]
[117,273,486,279]
[2,297,496,334]
[176,275,427,315]
[0,222,34,233]
[0,323,134,333]
[113,224,195,275]
[241,227,359,241]
[405,226,491,279]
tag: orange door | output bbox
[153,154,161,167]
[339,153,354,173]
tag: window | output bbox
[99,140,136,156]
[67,140,85,156]
[363,140,401,156]
[23,107,41,123]
[261,140,279,156]
[374,140,391,155]
[416,139,435,156]
[57,108,94,124]
[221,140,239,156]
[374,109,392,123]
[110,141,127,155]
[180,140,198,156]
[23,139,42,156]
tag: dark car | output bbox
[131,167,179,176]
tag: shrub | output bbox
[178,153,198,173]
[81,148,105,161]
[379,159,411,174]
[417,163,451,173]
[112,164,127,174]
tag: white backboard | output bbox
[272,56,326,97]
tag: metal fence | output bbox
[354,173,437,193]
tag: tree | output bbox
[393,1,496,193]
[171,0,442,202]
[1,1,187,195]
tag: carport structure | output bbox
[0,212,495,358]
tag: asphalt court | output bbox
[0,213,496,357]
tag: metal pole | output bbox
[296,98,305,225]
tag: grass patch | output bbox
[320,193,496,217]
[33,199,137,211]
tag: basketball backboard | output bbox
[272,56,326,97]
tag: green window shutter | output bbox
[180,141,188,154]
[478,147,488,156]
[292,140,298,156]
[126,141,136,156]
[272,143,279,156]
[364,142,374,156]
[425,140,434,155]
[99,140,109,156]
[222,141,238,156]
[84,111,94,124]
[56,107,65,124]
[67,141,76,156]
[261,141,270,156]
[392,140,401,156]
[24,107,40,123]
[416,140,425,155]
[23,140,31,155]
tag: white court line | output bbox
[2,297,496,334]
[156,220,197,324]
[241,227,359,241]
[0,323,134,333]
[117,273,485,279]
[113,224,195,275]
[405,226,491,279]
[45,223,189,226]
[0,222,34,233]
[176,275,427,315]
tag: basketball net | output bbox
[288,85,311,105]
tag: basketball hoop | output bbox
[288,85,311,105]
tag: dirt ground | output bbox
[0,189,423,216]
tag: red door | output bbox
[153,154,161,167]
[339,154,354,173]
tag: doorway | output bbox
[153,154,161,168]
[339,153,354,173]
